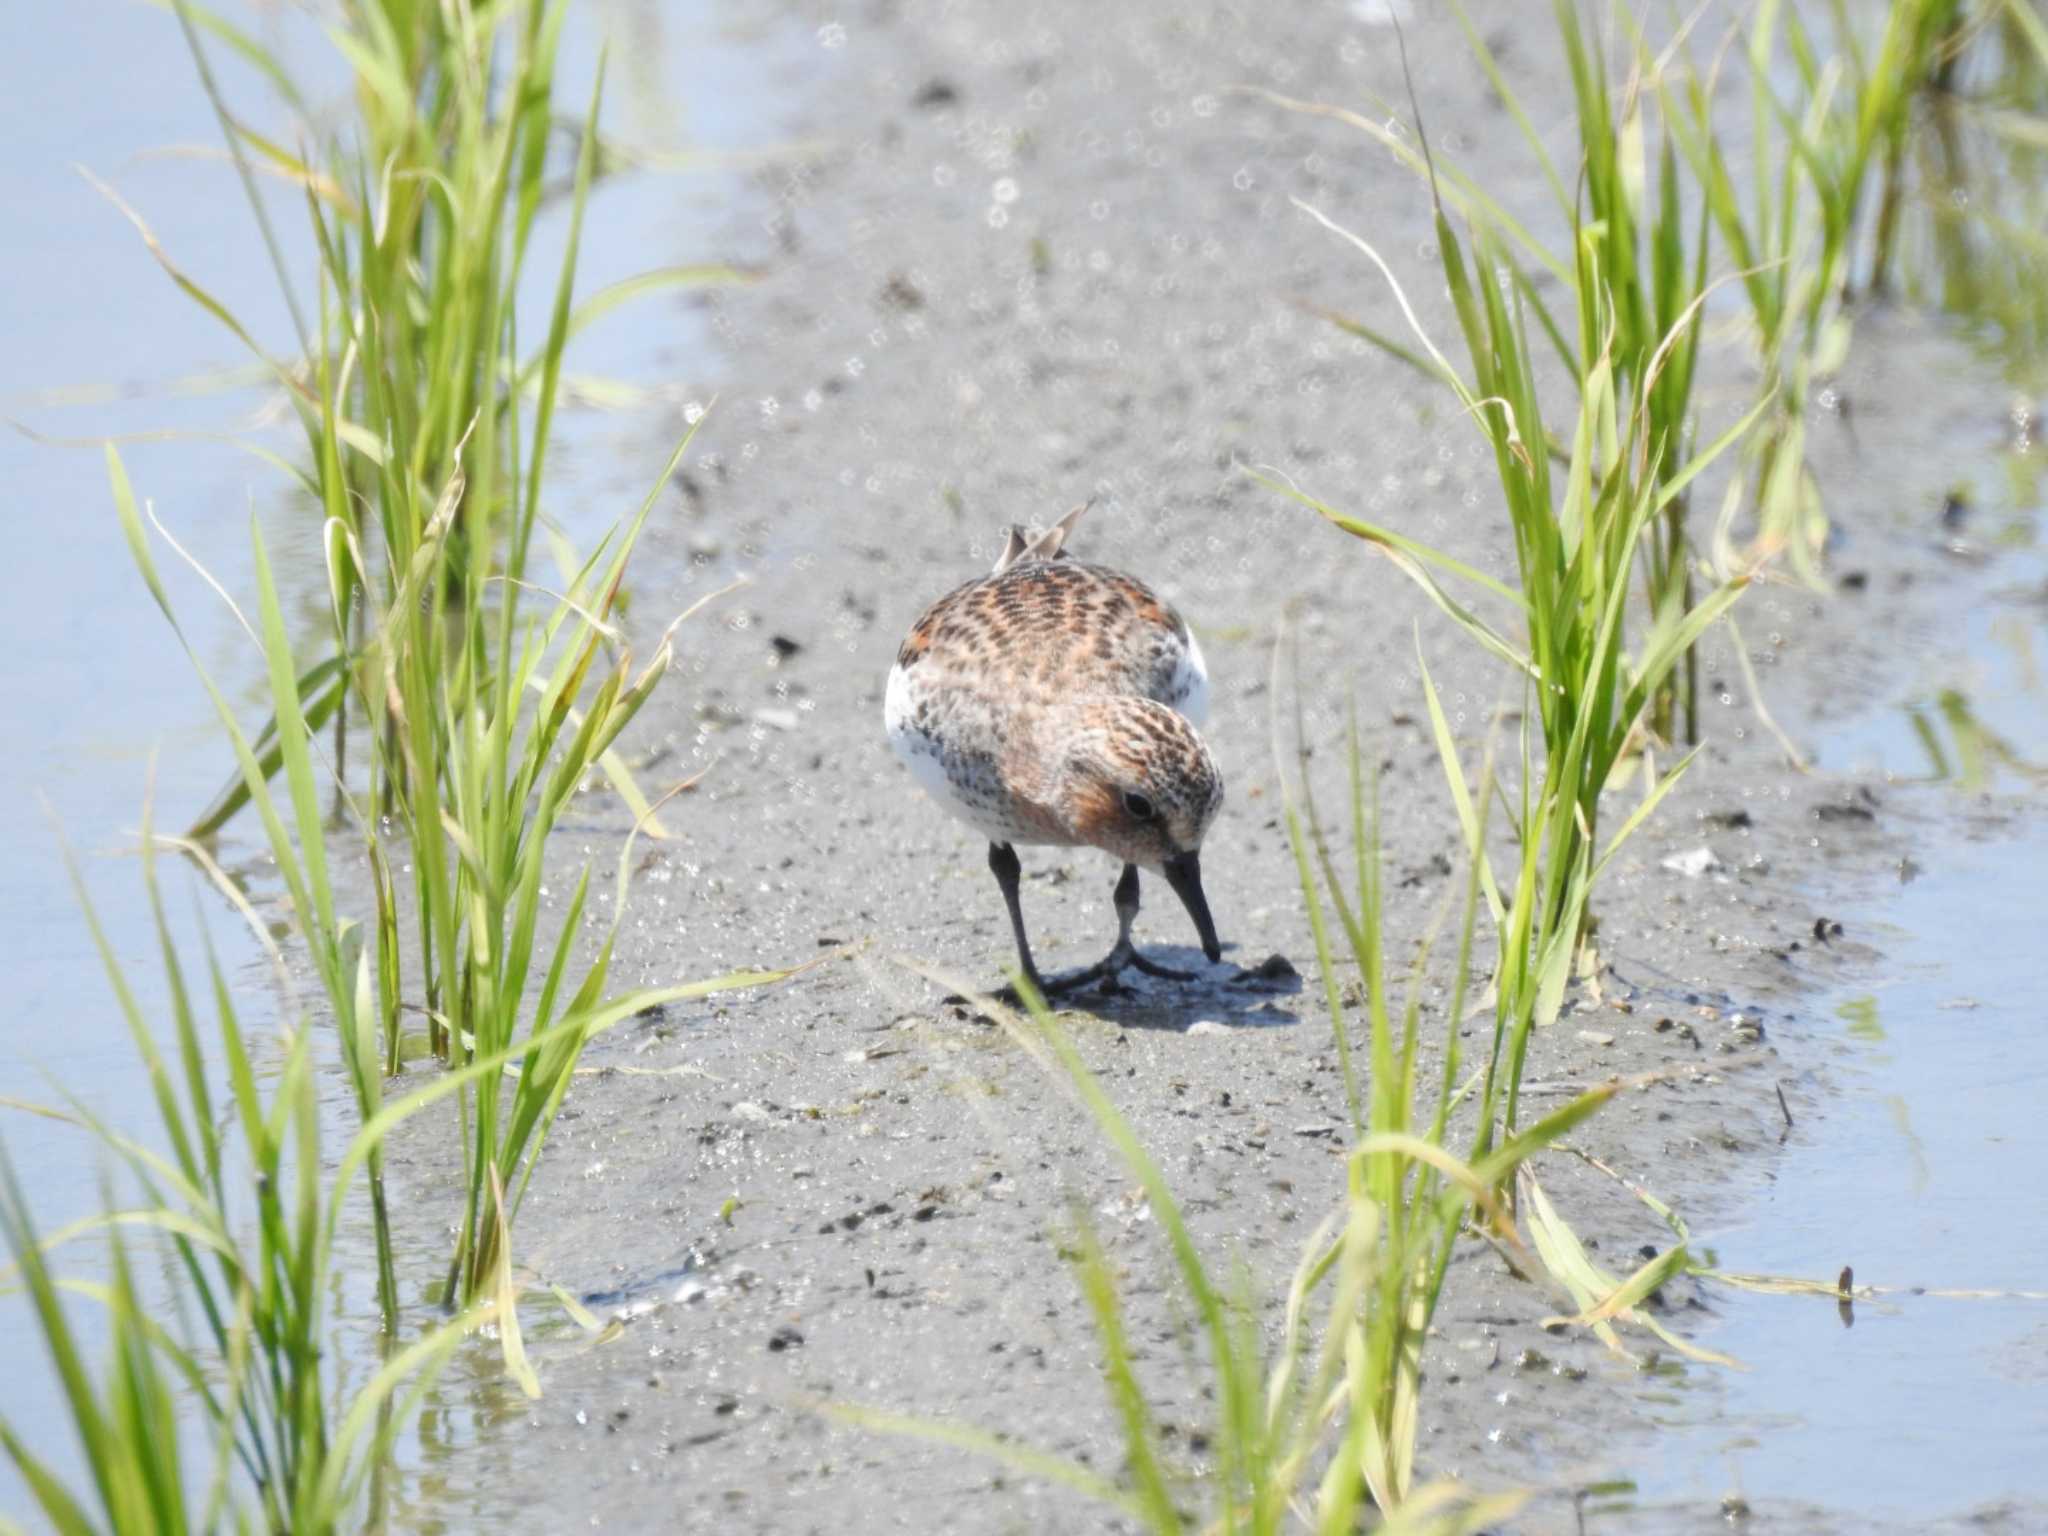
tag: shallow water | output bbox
[1607,461,2048,1523]
[1616,819,2048,1523]
[0,0,804,1520]
[1820,544,2048,791]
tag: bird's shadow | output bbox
[966,945,1306,1033]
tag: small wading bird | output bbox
[884,503,1225,995]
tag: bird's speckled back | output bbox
[892,557,1204,719]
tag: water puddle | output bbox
[1610,815,2048,1524]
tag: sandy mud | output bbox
[371,3,2048,1530]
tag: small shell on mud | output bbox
[1661,846,1723,878]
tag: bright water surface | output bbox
[1615,459,2048,1523]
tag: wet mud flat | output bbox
[375,1,2048,1530]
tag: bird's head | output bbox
[1049,696,1224,961]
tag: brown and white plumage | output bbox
[884,505,1224,993]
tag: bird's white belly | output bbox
[884,662,958,809]
[884,662,1059,846]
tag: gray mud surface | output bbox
[377,3,2046,1531]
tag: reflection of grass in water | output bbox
[1838,993,1886,1042]
[1885,1094,1935,1197]
[1889,5,2048,385]
[1902,687,2048,788]
[1995,603,2045,689]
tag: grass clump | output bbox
[1449,0,1720,744]
[87,0,768,1316]
[1276,1,2023,659]
[110,431,778,1335]
[1254,17,1778,1158]
[1263,0,1725,742]
[0,809,478,1534]
[1271,168,1753,1077]
[2,769,776,1528]
[1651,0,2018,575]
[1273,740,1616,1517]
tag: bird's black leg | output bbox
[987,841,1047,996]
[1116,864,1197,980]
[1112,860,1141,937]
[1043,862,1196,993]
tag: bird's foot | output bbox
[946,945,1236,1012]
[1041,939,1205,995]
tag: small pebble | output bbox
[1662,846,1722,878]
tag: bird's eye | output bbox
[1122,791,1155,820]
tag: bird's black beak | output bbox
[1161,850,1222,964]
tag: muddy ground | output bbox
[376,2,2044,1531]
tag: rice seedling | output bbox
[1454,0,1718,744]
[0,804,482,1534]
[89,0,771,1317]
[1273,665,1736,1462]
[112,427,781,1327]
[1263,0,1725,741]
[1,767,771,1529]
[1227,69,1776,1429]
[1271,162,1755,950]
[1298,2,1994,601]
[1651,0,1979,580]
[110,439,406,1335]
[1274,736,1608,1516]
[1253,43,1782,1189]
[1280,648,1736,1348]
[157,0,715,1028]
